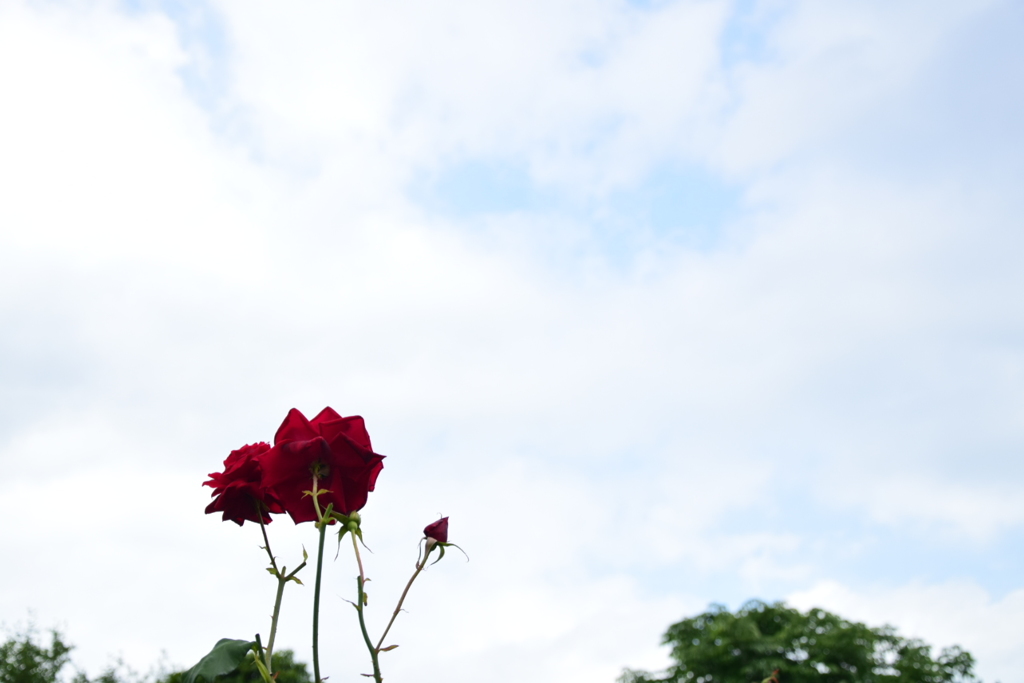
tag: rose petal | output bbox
[423,517,449,544]
[273,408,318,444]
[316,413,373,451]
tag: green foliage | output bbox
[0,627,74,683]
[1,626,138,683]
[1,627,308,683]
[158,651,310,683]
[620,601,978,683]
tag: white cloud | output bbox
[711,0,998,174]
[211,0,732,194]
[0,0,273,276]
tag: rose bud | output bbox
[423,517,449,544]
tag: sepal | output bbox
[427,541,467,566]
[332,510,364,555]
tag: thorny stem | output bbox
[351,533,382,683]
[257,506,281,675]
[267,574,286,671]
[312,476,327,683]
[258,511,280,573]
[374,543,430,652]
[256,502,307,676]
[351,528,366,579]
[312,523,327,683]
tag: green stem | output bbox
[257,508,281,675]
[312,521,327,683]
[351,533,382,683]
[375,543,430,652]
[253,636,273,683]
[258,515,308,675]
[267,575,286,669]
[266,559,308,669]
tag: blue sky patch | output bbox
[720,0,784,69]
[605,164,743,249]
[410,158,743,254]
[410,160,560,216]
[122,0,230,110]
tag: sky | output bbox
[1,0,1023,682]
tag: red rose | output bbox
[423,517,448,544]
[260,407,385,523]
[204,442,284,525]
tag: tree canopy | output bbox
[0,627,74,683]
[0,627,308,683]
[620,600,977,683]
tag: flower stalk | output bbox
[351,532,382,683]
[374,542,430,653]
[257,505,307,675]
[311,475,328,683]
[312,521,327,683]
[257,514,281,673]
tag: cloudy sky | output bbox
[1,0,1022,681]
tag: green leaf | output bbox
[182,639,256,683]
[379,645,399,652]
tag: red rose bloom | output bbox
[204,442,284,525]
[423,517,448,544]
[260,407,385,523]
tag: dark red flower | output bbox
[260,407,385,523]
[204,442,284,525]
[423,517,448,544]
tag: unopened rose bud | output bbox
[423,517,448,544]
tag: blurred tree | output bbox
[156,650,309,683]
[0,625,137,683]
[1,627,308,683]
[619,601,978,683]
[0,627,74,683]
